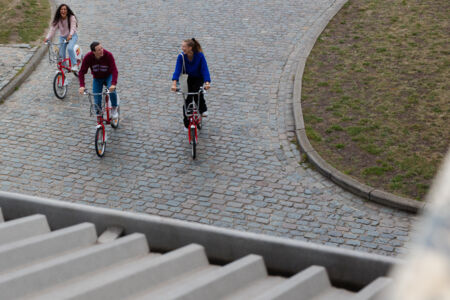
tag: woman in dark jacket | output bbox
[171,38,211,129]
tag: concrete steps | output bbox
[0,214,49,246]
[133,254,267,299]
[0,210,392,300]
[31,244,208,300]
[352,277,393,300]
[0,223,96,273]
[0,232,148,299]
[223,276,285,299]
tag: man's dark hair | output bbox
[90,41,100,52]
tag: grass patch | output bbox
[362,166,387,176]
[306,126,322,142]
[303,112,323,124]
[301,0,449,200]
[0,0,51,44]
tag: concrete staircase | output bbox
[0,209,391,300]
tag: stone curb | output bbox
[0,0,56,104]
[0,45,47,103]
[292,0,424,214]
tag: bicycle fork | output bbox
[55,71,66,86]
[188,124,197,144]
[96,122,107,142]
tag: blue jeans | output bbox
[93,74,118,114]
[59,33,78,66]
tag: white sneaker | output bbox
[202,111,208,117]
[111,107,119,119]
[71,65,79,72]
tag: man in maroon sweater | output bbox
[78,42,119,119]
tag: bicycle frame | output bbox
[46,40,77,86]
[83,87,120,157]
[176,86,206,159]
[86,88,116,122]
[178,87,205,145]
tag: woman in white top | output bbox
[44,4,79,71]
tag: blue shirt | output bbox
[172,52,211,82]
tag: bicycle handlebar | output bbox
[45,40,68,45]
[175,86,206,95]
[83,88,116,96]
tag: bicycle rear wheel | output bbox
[94,127,106,157]
[190,127,197,159]
[53,72,67,99]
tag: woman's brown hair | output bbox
[184,38,203,53]
[52,4,77,29]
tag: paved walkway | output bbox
[0,0,416,256]
[0,44,37,91]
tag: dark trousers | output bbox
[183,76,207,128]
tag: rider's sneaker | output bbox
[111,107,119,119]
[201,111,208,117]
[71,65,79,72]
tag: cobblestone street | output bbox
[0,0,416,256]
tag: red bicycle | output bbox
[83,87,120,157]
[177,86,206,159]
[45,40,83,99]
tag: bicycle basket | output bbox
[185,101,198,117]
[47,45,59,64]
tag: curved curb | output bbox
[0,45,47,103]
[292,0,424,213]
[0,0,56,104]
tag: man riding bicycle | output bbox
[78,42,119,120]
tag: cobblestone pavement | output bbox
[0,0,417,256]
[0,44,37,91]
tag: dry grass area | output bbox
[301,0,449,200]
[0,0,50,44]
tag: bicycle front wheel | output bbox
[190,127,197,159]
[53,72,67,99]
[94,127,106,157]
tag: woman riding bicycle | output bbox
[171,38,211,130]
[44,4,79,72]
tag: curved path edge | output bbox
[0,45,46,104]
[292,0,424,214]
[0,0,56,104]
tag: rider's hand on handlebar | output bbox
[109,85,116,92]
[79,87,85,95]
[204,82,211,90]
